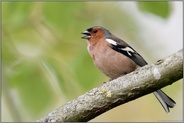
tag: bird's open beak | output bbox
[81,30,91,39]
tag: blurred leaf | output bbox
[137,2,171,19]
[5,61,54,115]
[42,2,85,32]
[2,2,33,31]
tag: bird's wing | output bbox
[105,36,148,67]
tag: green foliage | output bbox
[9,62,53,114]
[2,2,104,121]
[137,1,171,19]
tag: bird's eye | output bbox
[93,30,98,33]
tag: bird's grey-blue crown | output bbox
[87,26,112,36]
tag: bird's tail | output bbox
[153,90,176,113]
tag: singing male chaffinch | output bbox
[81,26,176,113]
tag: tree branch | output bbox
[37,49,183,122]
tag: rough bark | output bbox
[37,49,183,122]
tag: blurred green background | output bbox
[2,1,183,122]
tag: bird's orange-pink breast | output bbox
[87,39,138,79]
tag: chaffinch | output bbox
[81,26,176,113]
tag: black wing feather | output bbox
[111,42,148,67]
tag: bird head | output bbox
[81,26,111,40]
